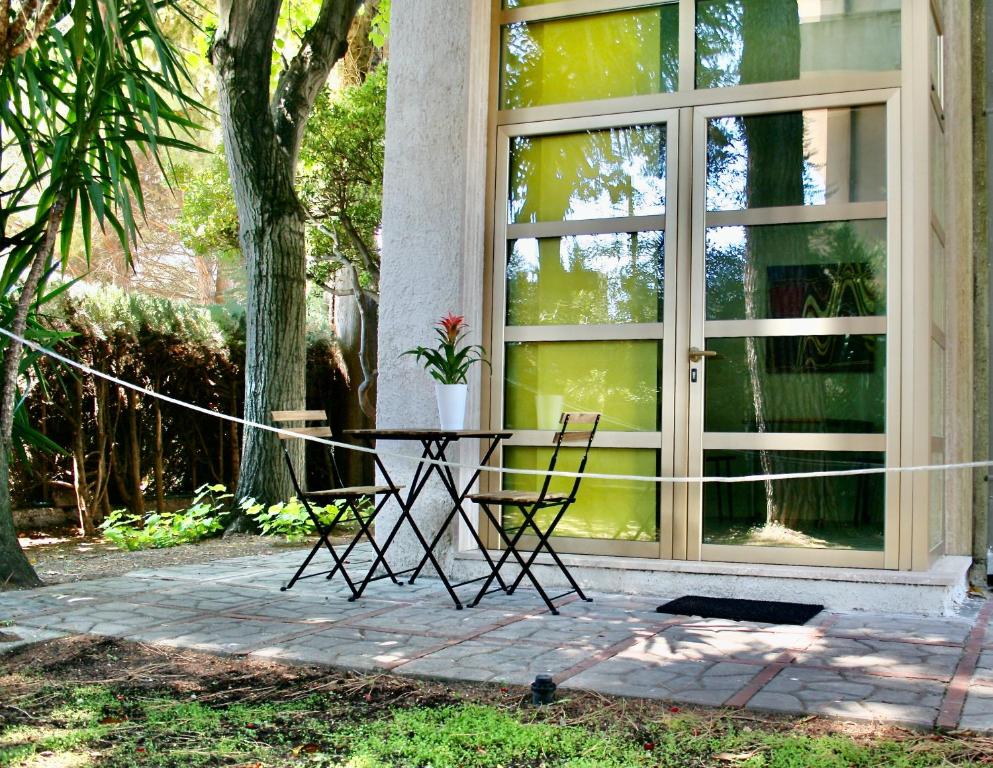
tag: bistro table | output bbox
[343,429,512,609]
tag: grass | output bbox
[0,638,990,767]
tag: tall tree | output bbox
[0,0,202,587]
[209,0,363,513]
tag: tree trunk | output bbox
[211,0,361,525]
[0,197,66,587]
[126,389,145,517]
[153,386,164,514]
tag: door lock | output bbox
[688,346,717,363]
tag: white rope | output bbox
[2,324,990,485]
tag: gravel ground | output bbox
[16,531,311,586]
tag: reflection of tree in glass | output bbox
[501,8,678,109]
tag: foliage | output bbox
[404,313,488,385]
[239,496,343,541]
[301,63,388,291]
[100,484,230,550]
[174,151,241,261]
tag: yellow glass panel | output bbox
[506,341,660,432]
[507,232,664,326]
[504,447,659,542]
[501,7,678,109]
[509,126,666,223]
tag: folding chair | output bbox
[469,412,601,615]
[273,410,402,597]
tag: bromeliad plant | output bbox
[403,313,488,385]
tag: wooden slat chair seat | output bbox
[469,412,601,615]
[272,410,402,596]
[469,490,569,506]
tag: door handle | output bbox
[688,346,717,363]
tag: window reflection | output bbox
[508,232,664,326]
[505,340,661,432]
[707,106,886,211]
[704,335,886,433]
[703,450,885,551]
[505,447,660,542]
[501,7,678,109]
[510,126,667,223]
[706,220,886,321]
[696,0,901,89]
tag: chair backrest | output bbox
[538,412,600,502]
[271,410,342,493]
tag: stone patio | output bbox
[2,544,991,732]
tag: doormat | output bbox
[656,595,824,626]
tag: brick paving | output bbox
[1,544,991,731]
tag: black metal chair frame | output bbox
[274,411,401,597]
[469,412,601,615]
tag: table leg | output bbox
[409,437,508,594]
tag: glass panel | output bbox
[510,126,667,223]
[706,221,886,321]
[504,447,659,541]
[696,0,901,89]
[706,105,887,211]
[508,232,664,326]
[704,335,886,433]
[501,7,678,109]
[931,111,946,233]
[505,341,661,431]
[703,450,885,550]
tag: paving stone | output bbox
[396,639,588,685]
[794,635,961,681]
[830,614,972,646]
[631,626,808,665]
[38,576,172,598]
[131,616,305,654]
[0,624,67,652]
[251,625,443,671]
[749,667,945,727]
[479,614,643,649]
[959,687,993,733]
[349,603,520,638]
[565,657,756,706]
[225,594,396,624]
[0,590,101,621]
[18,602,200,636]
[126,584,271,613]
[974,651,993,688]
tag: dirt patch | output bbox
[0,631,20,643]
[16,532,310,586]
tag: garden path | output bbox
[2,544,991,732]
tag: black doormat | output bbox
[656,595,824,626]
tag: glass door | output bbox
[489,110,680,558]
[683,91,902,568]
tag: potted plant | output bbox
[404,312,488,430]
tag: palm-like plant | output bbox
[403,313,488,386]
[0,0,204,587]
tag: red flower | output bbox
[438,312,466,344]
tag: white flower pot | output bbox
[435,383,468,430]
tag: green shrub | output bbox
[100,484,231,550]
[239,497,343,541]
[99,484,352,550]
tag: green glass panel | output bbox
[501,7,678,109]
[702,450,885,550]
[508,232,664,326]
[506,341,660,432]
[504,447,659,542]
[503,0,568,6]
[706,221,886,321]
[704,336,886,433]
[696,0,900,89]
[509,126,667,223]
[706,106,887,211]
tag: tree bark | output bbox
[211,0,361,519]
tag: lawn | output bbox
[0,637,989,767]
